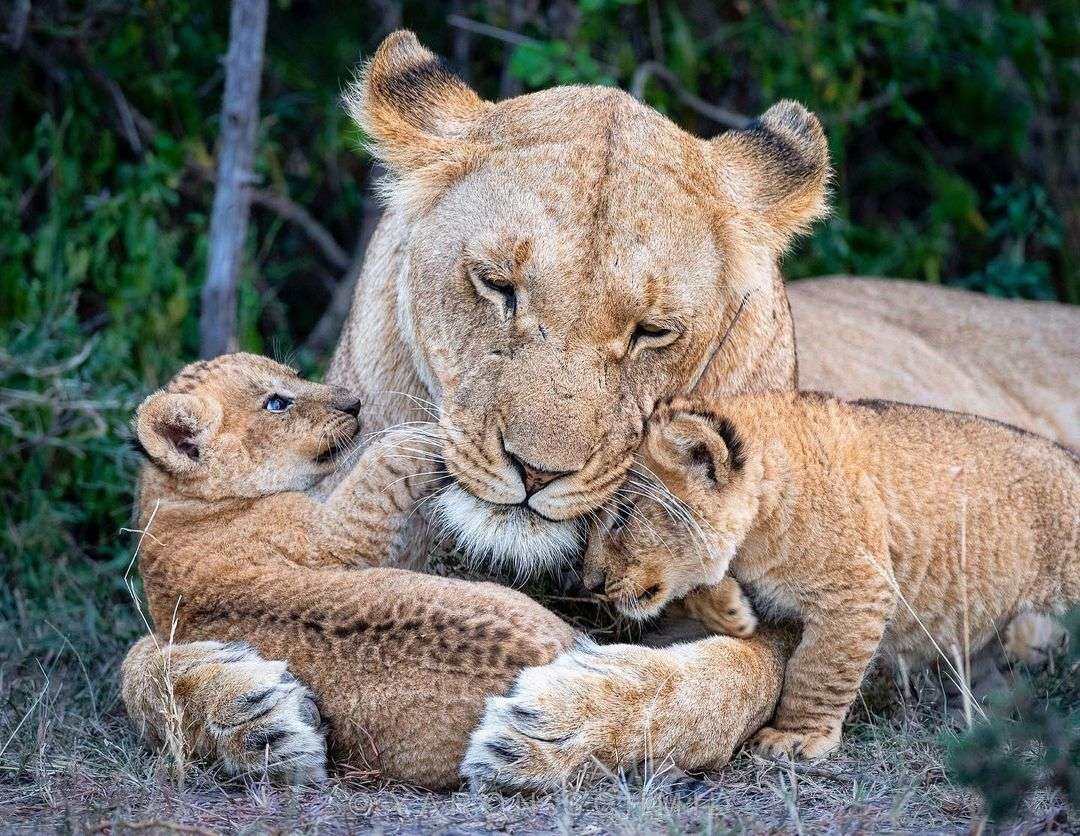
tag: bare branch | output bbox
[199,0,268,359]
[82,62,150,156]
[250,188,350,271]
[446,14,539,49]
[302,165,386,356]
[630,61,750,131]
[5,0,31,51]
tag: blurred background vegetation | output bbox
[1,0,1077,655]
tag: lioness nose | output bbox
[340,398,362,417]
[508,453,570,496]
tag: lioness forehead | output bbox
[435,148,728,321]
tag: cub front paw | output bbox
[461,640,665,792]
[752,725,840,760]
[683,583,758,639]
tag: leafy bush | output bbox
[946,611,1080,821]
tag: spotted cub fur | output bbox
[123,354,574,787]
[585,392,1080,760]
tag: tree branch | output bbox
[301,165,386,357]
[446,14,539,49]
[199,0,268,359]
[249,188,350,271]
[630,61,750,131]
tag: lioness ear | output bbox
[665,412,746,487]
[134,392,222,476]
[710,100,831,246]
[345,30,488,175]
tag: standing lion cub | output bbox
[584,392,1080,760]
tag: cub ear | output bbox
[664,412,746,487]
[345,30,488,175]
[133,392,222,476]
[709,100,831,246]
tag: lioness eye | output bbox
[472,268,517,315]
[631,323,675,348]
[264,394,293,413]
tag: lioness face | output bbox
[349,32,828,574]
[582,405,761,620]
[408,124,748,572]
[135,354,362,499]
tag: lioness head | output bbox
[347,31,828,573]
[582,400,762,620]
[134,353,362,500]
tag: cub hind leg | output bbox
[121,635,327,784]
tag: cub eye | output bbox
[630,323,676,349]
[264,394,293,413]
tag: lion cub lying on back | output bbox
[585,392,1080,760]
[125,353,577,787]
[131,352,431,583]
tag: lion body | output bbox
[122,30,1080,791]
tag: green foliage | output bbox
[946,611,1080,821]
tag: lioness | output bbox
[123,353,573,787]
[578,393,1080,760]
[123,30,1080,791]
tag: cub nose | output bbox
[582,568,606,595]
[340,398,362,417]
[508,453,570,496]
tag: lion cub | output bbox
[585,392,1080,760]
[126,353,443,779]
[131,353,435,586]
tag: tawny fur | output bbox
[123,354,574,788]
[122,29,1080,792]
[586,393,1080,759]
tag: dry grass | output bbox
[1,566,1073,835]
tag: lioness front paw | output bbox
[461,640,670,792]
[752,725,840,760]
[124,638,327,784]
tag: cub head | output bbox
[582,401,762,620]
[345,31,828,574]
[134,353,362,500]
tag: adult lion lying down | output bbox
[122,31,1080,791]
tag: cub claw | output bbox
[752,726,839,760]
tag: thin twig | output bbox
[446,14,540,49]
[81,61,150,156]
[250,188,350,270]
[630,61,751,130]
[751,752,847,782]
[5,0,31,51]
